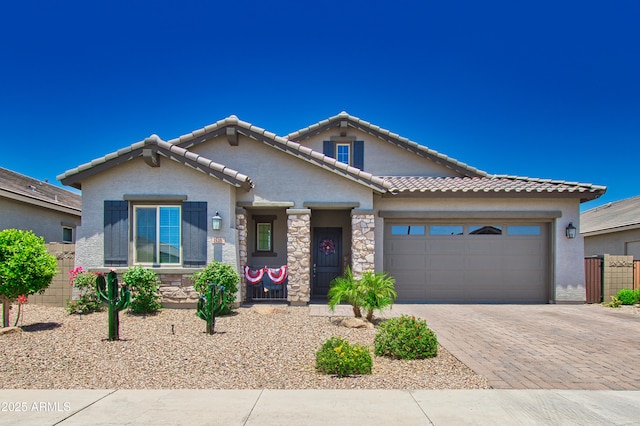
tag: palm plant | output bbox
[359,271,397,321]
[327,267,363,318]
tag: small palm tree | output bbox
[359,271,397,321]
[327,267,363,318]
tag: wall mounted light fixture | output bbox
[565,222,577,239]
[212,212,222,230]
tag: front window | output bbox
[336,144,350,164]
[62,226,73,243]
[134,206,181,264]
[257,222,272,251]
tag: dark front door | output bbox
[313,227,342,297]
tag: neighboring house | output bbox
[581,195,640,258]
[58,112,606,305]
[0,167,81,243]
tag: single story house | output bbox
[58,112,606,305]
[581,195,640,258]
[1,166,81,243]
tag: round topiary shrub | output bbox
[315,336,372,377]
[192,262,240,315]
[123,266,162,314]
[374,315,438,359]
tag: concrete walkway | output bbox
[1,389,639,425]
[383,304,640,391]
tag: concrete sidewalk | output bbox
[1,389,638,425]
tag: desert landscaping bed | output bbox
[0,304,489,390]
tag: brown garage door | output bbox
[384,222,549,303]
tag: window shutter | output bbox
[182,201,207,267]
[104,200,129,267]
[353,140,364,170]
[323,140,335,158]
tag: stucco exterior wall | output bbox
[189,135,375,208]
[0,197,80,243]
[74,156,236,270]
[373,196,586,302]
[584,229,640,258]
[298,128,459,177]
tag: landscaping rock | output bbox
[340,317,374,329]
[0,326,22,336]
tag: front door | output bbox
[313,227,342,297]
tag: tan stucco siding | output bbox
[189,135,374,208]
[584,229,640,258]
[298,128,460,177]
[0,197,80,243]
[373,196,585,302]
[74,157,236,270]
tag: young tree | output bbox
[0,229,57,327]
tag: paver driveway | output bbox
[388,304,640,390]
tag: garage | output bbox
[384,222,549,303]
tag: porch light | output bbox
[212,212,222,230]
[565,222,577,239]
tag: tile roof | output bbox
[286,111,487,178]
[0,166,81,213]
[580,195,640,234]
[169,115,390,193]
[382,175,606,202]
[57,135,254,191]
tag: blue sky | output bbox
[1,1,638,211]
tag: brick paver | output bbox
[387,304,640,390]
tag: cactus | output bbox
[96,270,130,341]
[197,283,226,334]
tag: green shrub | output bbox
[192,262,240,315]
[374,315,438,360]
[635,289,640,304]
[328,267,363,317]
[602,296,622,308]
[66,270,102,314]
[0,229,58,327]
[315,336,372,377]
[123,266,162,314]
[616,288,636,305]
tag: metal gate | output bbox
[584,257,603,303]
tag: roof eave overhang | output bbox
[58,144,253,191]
[581,223,640,237]
[381,190,606,200]
[0,188,81,216]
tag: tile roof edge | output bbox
[286,111,488,178]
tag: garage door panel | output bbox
[385,221,549,303]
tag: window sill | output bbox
[251,252,278,257]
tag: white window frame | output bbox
[336,143,350,165]
[133,205,182,266]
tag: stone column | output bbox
[351,210,375,279]
[236,208,248,302]
[286,208,311,305]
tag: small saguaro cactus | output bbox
[197,283,226,335]
[96,270,131,341]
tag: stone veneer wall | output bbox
[236,209,248,302]
[286,209,311,305]
[351,212,375,278]
[157,273,200,308]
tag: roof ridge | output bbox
[286,112,488,178]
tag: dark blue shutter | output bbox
[353,140,364,170]
[323,140,335,158]
[104,200,129,267]
[182,201,207,267]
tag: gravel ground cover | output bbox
[0,304,489,390]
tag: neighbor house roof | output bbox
[0,166,81,215]
[57,135,254,191]
[383,175,606,202]
[168,115,390,193]
[580,195,640,235]
[286,111,488,178]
